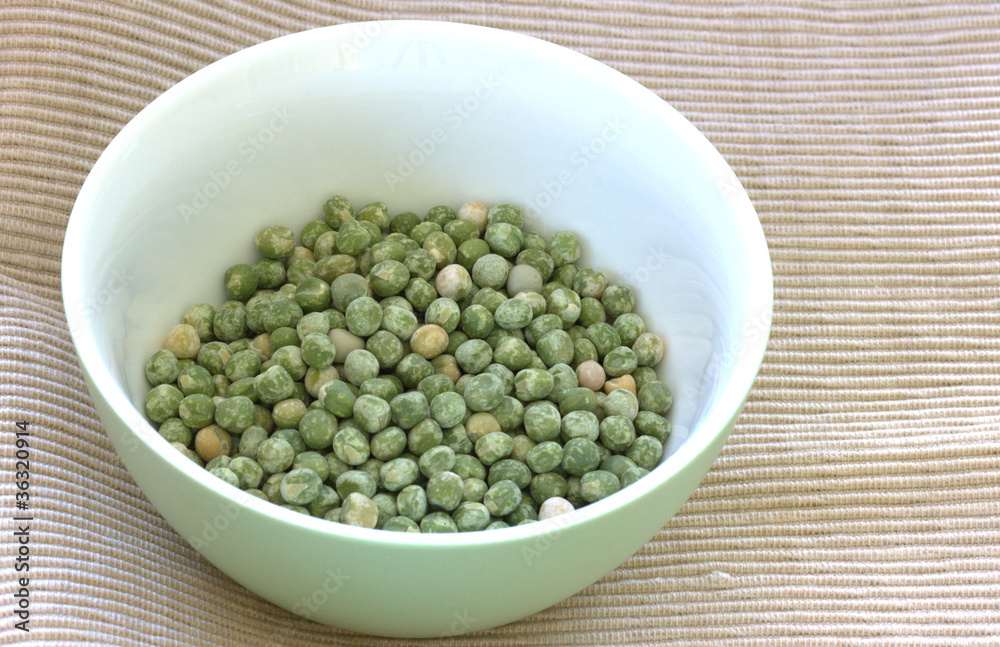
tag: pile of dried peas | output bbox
[143,198,671,532]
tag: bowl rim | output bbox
[62,19,773,546]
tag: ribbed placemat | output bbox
[2,1,1000,645]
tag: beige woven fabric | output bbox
[3,0,1000,644]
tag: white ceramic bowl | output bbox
[63,21,772,638]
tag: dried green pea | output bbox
[483,479,521,517]
[599,415,636,452]
[634,411,671,443]
[452,501,491,532]
[457,238,491,271]
[158,418,193,446]
[561,410,599,442]
[492,336,533,372]
[462,373,506,412]
[394,353,435,388]
[343,349,380,386]
[255,225,295,259]
[561,438,602,476]
[257,437,295,473]
[459,304,494,339]
[390,211,420,235]
[406,418,442,455]
[461,478,488,503]
[580,469,620,503]
[488,459,532,489]
[183,303,217,343]
[426,471,464,512]
[530,472,568,504]
[178,394,216,429]
[336,470,378,500]
[145,384,184,423]
[321,379,356,417]
[404,277,438,310]
[371,427,407,461]
[420,511,458,533]
[396,484,428,521]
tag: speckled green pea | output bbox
[492,336,533,371]
[578,297,606,328]
[335,471,378,503]
[370,426,407,461]
[634,411,671,444]
[489,396,523,433]
[272,398,308,429]
[513,368,554,403]
[407,418,443,455]
[342,296,381,337]
[443,218,479,247]
[291,277,330,313]
[524,314,562,347]
[245,295,272,334]
[312,231,339,261]
[415,445,455,479]
[545,288,581,329]
[183,304,216,343]
[222,349,260,382]
[638,381,672,415]
[269,327,298,351]
[402,278,435,311]
[360,330,400,370]
[515,249,554,284]
[374,456,416,492]
[299,332,336,368]
[211,301,246,343]
[257,437,295,473]
[505,503,538,526]
[424,298,461,333]
[293,409,334,450]
[370,241,406,265]
[331,427,371,466]
[214,395,254,433]
[535,328,574,368]
[493,297,533,331]
[329,273,369,313]
[601,284,635,318]
[425,471,464,512]
[426,418,461,450]
[286,258,316,285]
[428,391,465,428]
[448,455,483,483]
[415,372,451,401]
[471,254,509,290]
[313,254,356,284]
[340,492,378,528]
[366,260,408,297]
[459,304,494,339]
[320,379,355,417]
[341,349,378,387]
[261,472,287,503]
[271,345,307,381]
[526,441,563,474]
[157,418,192,446]
[145,384,183,423]
[580,469,620,503]
[235,425,267,459]
[307,485,340,517]
[251,259,285,290]
[145,349,179,387]
[300,220,332,250]
[422,231,456,269]
[178,394,215,429]
[323,507,342,523]
[255,225,295,259]
[391,353,433,389]
[457,238,491,271]
[451,339,490,375]
[604,388,638,420]
[396,484,428,521]
[599,415,636,453]
[407,222,441,248]
[212,374,230,398]
[263,297,303,333]
[382,515,420,532]
[387,210,418,236]
[487,459,532,489]
[632,332,665,367]
[322,196,354,229]
[461,477,488,503]
[271,428,306,455]
[523,401,561,442]
[572,339,600,367]
[560,410,599,442]
[486,204,523,228]
[399,249,434,283]
[586,322,622,359]
[369,492,397,528]
[530,472,568,504]
[333,219,369,256]
[474,431,512,466]
[627,435,663,471]
[278,467,322,505]
[545,231,579,267]
[376,306,416,343]
[420,511,458,533]
[558,386,597,415]
[560,438,602,477]
[222,264,257,302]
[620,466,650,488]
[612,313,645,348]
[224,456,261,489]
[353,201,388,229]
[208,466,239,488]
[483,479,521,517]
[462,373,506,412]
[349,394,389,435]
[509,434,535,464]
[451,501,491,532]
[471,288,506,315]
[483,222,523,258]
